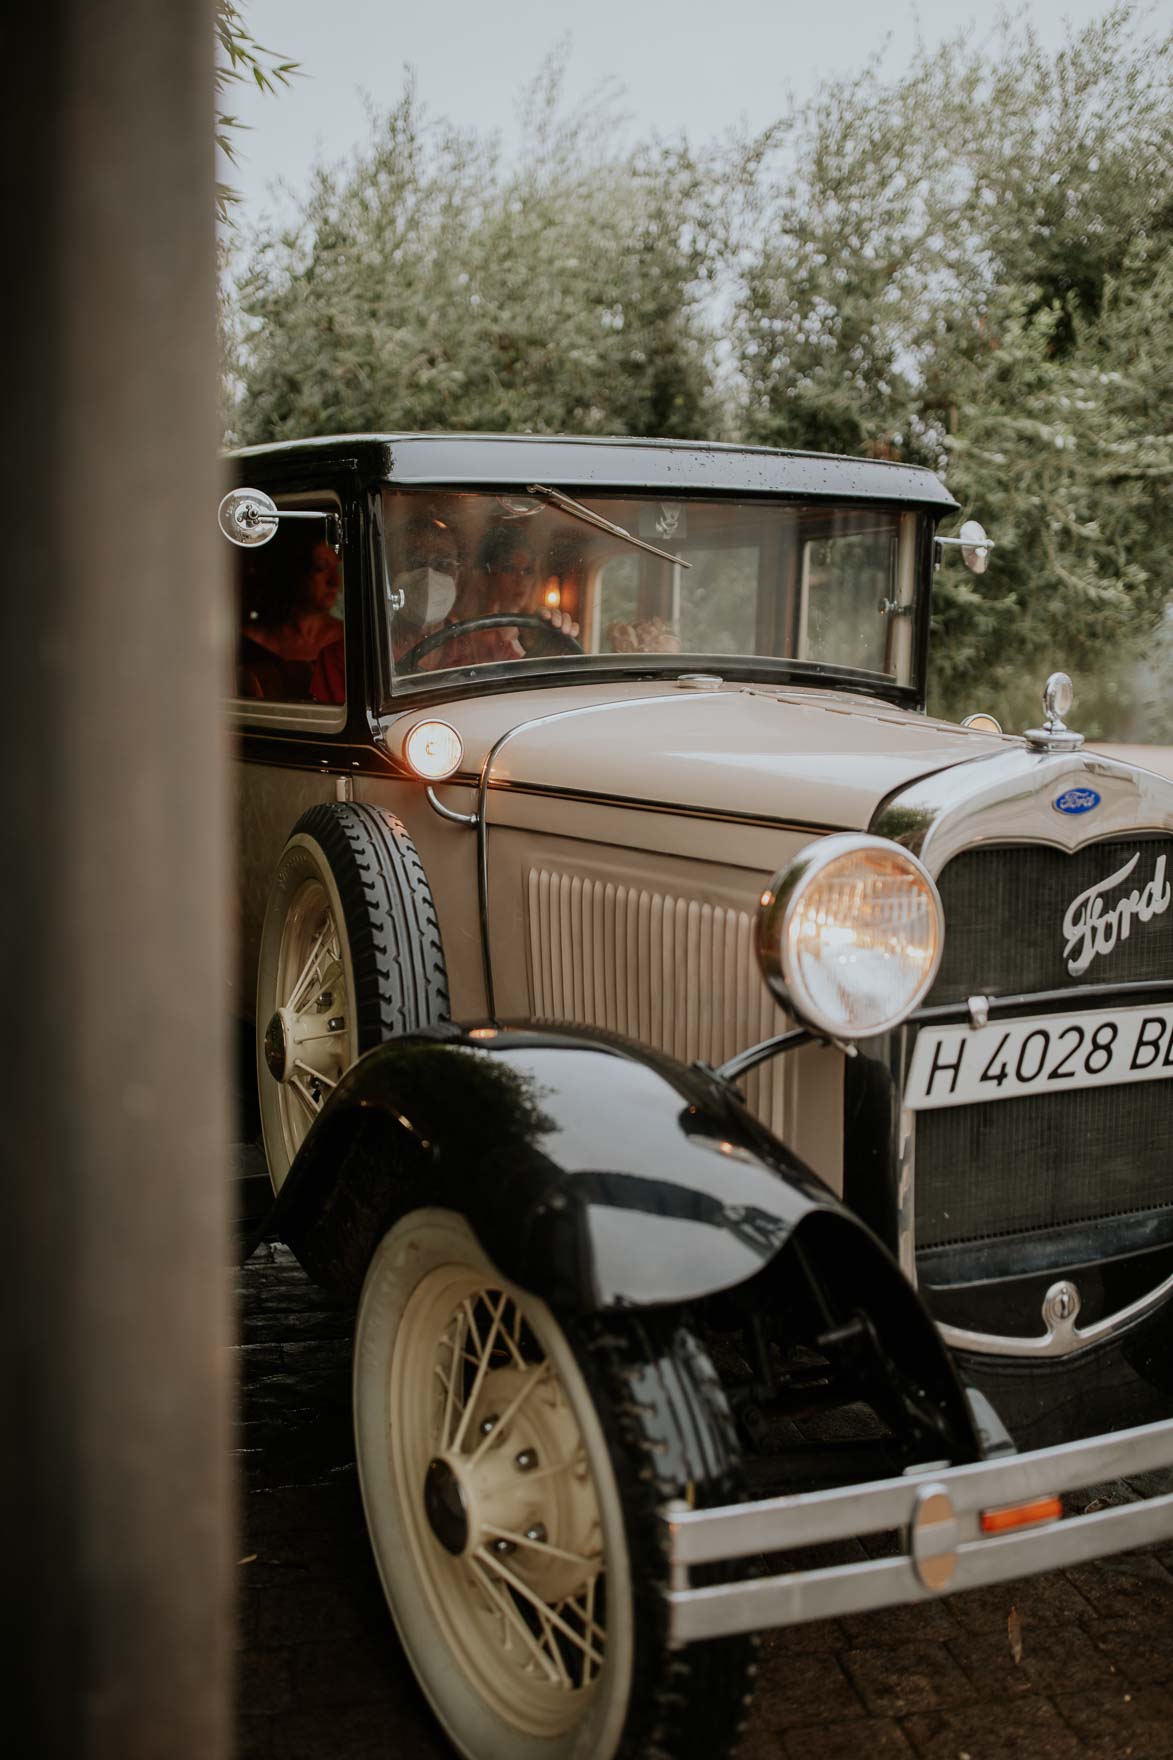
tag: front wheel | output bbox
[353,1210,753,1760]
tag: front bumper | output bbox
[664,1415,1173,1644]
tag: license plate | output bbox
[905,1002,1173,1111]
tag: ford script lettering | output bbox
[1054,787,1100,815]
[1062,851,1171,977]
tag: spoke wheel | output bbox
[355,1210,754,1760]
[406,1280,606,1728]
[355,1212,634,1760]
[255,804,449,1191]
[264,874,355,1172]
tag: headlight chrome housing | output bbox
[757,834,944,1040]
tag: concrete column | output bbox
[1,3,231,1756]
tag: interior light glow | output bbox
[543,581,561,609]
[403,720,463,782]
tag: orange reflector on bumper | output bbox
[979,1494,1062,1534]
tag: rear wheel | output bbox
[256,803,448,1190]
[353,1209,753,1760]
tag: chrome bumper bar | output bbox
[663,1415,1173,1645]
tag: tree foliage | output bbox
[226,7,1172,733]
[729,6,1172,725]
[231,72,717,444]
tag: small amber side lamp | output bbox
[979,1494,1062,1535]
[403,720,463,782]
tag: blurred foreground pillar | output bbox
[1,3,231,1756]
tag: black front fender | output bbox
[268,1022,982,1462]
[269,1022,838,1309]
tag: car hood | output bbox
[390,680,1009,831]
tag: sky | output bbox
[227,0,1134,224]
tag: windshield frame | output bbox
[374,485,938,713]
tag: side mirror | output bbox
[217,489,341,552]
[938,518,995,575]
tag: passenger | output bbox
[606,615,681,655]
[239,536,344,702]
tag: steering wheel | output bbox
[399,612,584,672]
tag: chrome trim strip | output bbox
[662,1414,1173,1642]
[669,1414,1173,1564]
[425,785,478,827]
[667,1493,1173,1642]
[915,974,1173,1022]
[873,745,1173,873]
[940,1267,1173,1360]
[230,697,348,735]
[484,776,848,837]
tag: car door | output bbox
[230,485,354,1024]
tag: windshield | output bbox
[381,488,921,693]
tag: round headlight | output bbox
[757,835,944,1039]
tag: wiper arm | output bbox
[526,483,692,569]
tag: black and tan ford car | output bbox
[222,433,1173,1760]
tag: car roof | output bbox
[226,432,959,510]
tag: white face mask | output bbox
[391,565,457,626]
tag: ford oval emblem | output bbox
[1053,787,1101,815]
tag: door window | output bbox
[234,501,345,713]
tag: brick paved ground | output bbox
[236,1244,1173,1760]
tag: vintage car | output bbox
[223,433,1173,1760]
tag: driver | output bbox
[452,528,579,662]
[393,520,579,672]
[389,515,463,671]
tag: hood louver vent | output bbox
[525,865,790,1137]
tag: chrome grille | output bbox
[916,1080,1173,1252]
[930,836,1173,1005]
[916,834,1173,1273]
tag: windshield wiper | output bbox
[526,483,692,569]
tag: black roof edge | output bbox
[224,431,959,511]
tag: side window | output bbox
[234,500,345,710]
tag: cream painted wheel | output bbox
[257,840,359,1188]
[354,1212,635,1760]
[265,866,356,1175]
[256,804,449,1192]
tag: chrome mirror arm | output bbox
[937,519,995,576]
[218,489,341,552]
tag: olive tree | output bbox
[229,76,717,444]
[730,6,1172,728]
[225,9,1171,735]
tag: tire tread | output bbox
[571,1313,755,1760]
[290,802,450,1049]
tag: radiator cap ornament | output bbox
[1025,671,1084,752]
